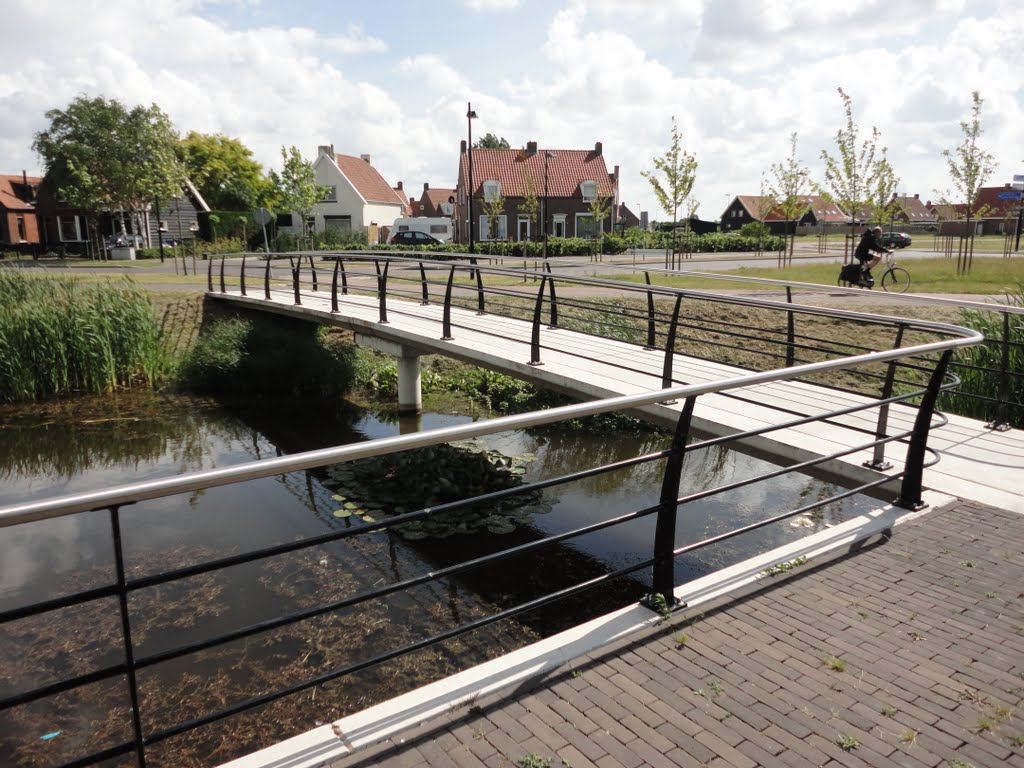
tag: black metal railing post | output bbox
[219,254,226,294]
[895,350,953,510]
[376,259,389,323]
[647,395,696,611]
[263,257,271,300]
[644,272,657,349]
[545,261,558,328]
[865,324,906,471]
[207,254,214,292]
[660,295,683,401]
[308,254,318,292]
[240,254,247,296]
[529,275,547,366]
[110,505,148,767]
[441,265,455,340]
[986,312,1012,431]
[291,256,301,306]
[419,262,430,305]
[471,257,485,315]
[785,286,795,368]
[331,259,340,312]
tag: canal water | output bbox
[0,391,878,767]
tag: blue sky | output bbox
[2,0,1021,221]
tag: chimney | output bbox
[614,164,619,181]
[395,181,403,190]
[318,144,334,157]
[423,182,430,191]
[23,170,28,185]
[360,154,371,165]
[460,139,467,153]
[526,141,537,155]
[594,141,603,156]
[914,193,919,199]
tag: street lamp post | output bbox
[466,102,478,253]
[543,151,556,260]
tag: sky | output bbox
[2,0,1022,222]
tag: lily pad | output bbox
[333,509,352,518]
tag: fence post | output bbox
[109,505,149,767]
[419,262,430,305]
[865,324,906,471]
[646,395,696,612]
[219,254,226,294]
[986,312,1012,432]
[441,265,455,340]
[263,257,271,300]
[308,254,318,292]
[375,259,389,323]
[240,254,247,297]
[471,257,485,315]
[644,272,657,349]
[545,261,558,328]
[785,286,795,368]
[529,275,547,366]
[207,254,214,292]
[291,256,301,306]
[895,350,952,510]
[660,295,683,401]
[331,259,340,312]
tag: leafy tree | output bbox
[752,174,778,258]
[474,133,511,149]
[818,88,887,256]
[937,90,996,273]
[869,155,902,229]
[32,95,185,251]
[177,131,272,211]
[268,146,327,250]
[767,133,811,263]
[641,116,698,260]
[517,175,539,240]
[587,191,614,253]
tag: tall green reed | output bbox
[0,269,167,401]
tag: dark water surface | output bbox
[0,391,876,767]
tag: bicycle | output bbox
[837,251,911,293]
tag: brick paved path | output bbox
[329,500,1024,768]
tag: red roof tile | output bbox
[459,147,614,199]
[335,154,405,206]
[0,174,41,211]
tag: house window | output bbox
[553,214,566,238]
[483,180,501,202]
[324,215,351,233]
[58,216,81,242]
[16,216,27,241]
[581,180,597,202]
[479,214,507,241]
[276,213,294,227]
[576,213,597,238]
[517,216,530,242]
[322,185,338,202]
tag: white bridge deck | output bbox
[211,286,1023,514]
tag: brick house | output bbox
[417,183,457,219]
[721,194,848,234]
[934,184,1023,236]
[455,140,619,243]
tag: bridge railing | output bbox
[210,250,1021,432]
[0,303,979,767]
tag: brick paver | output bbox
[331,501,1024,767]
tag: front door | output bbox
[517,217,530,241]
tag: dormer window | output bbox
[581,180,597,202]
[483,180,501,202]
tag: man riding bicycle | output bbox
[853,226,892,287]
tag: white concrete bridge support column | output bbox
[353,333,422,416]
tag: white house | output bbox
[311,145,406,240]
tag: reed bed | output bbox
[0,269,167,401]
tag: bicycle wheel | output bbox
[882,267,910,293]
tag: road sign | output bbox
[997,191,1022,200]
[1013,174,1024,182]
[253,207,273,226]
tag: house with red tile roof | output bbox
[0,173,41,249]
[418,183,457,219]
[722,194,849,234]
[311,145,407,241]
[890,193,937,225]
[392,181,413,217]
[455,140,618,243]
[932,183,1023,236]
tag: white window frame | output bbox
[479,214,507,241]
[57,215,82,242]
[553,214,566,238]
[580,180,597,202]
[483,180,501,202]
[516,215,531,242]
[575,212,597,238]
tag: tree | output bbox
[818,88,887,257]
[481,192,506,241]
[641,116,698,265]
[587,191,614,256]
[869,155,901,229]
[268,146,327,250]
[937,91,996,274]
[767,133,811,264]
[177,131,272,211]
[517,176,539,240]
[474,133,511,149]
[32,95,185,252]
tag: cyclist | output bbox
[853,226,892,286]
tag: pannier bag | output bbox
[839,262,862,283]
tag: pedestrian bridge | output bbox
[5,252,1023,768]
